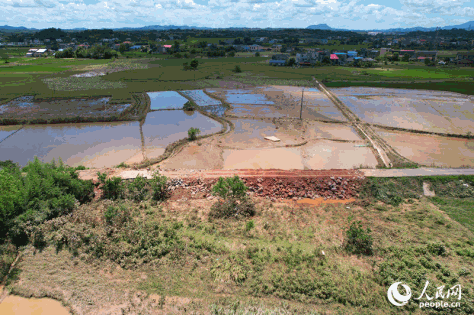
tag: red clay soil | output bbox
[168,169,364,178]
[82,169,365,201]
[167,173,364,201]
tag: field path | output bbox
[77,167,474,181]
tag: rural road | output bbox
[77,168,474,181]
[361,168,474,177]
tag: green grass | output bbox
[3,168,474,314]
[431,197,474,233]
[0,55,473,106]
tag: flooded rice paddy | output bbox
[0,295,70,315]
[375,128,474,167]
[222,140,377,170]
[207,86,347,122]
[180,90,222,106]
[0,111,222,168]
[333,87,474,135]
[304,121,362,141]
[0,125,21,143]
[148,91,189,110]
[0,96,130,119]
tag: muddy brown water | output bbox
[0,295,70,315]
[332,87,474,135]
[375,128,474,167]
[0,111,222,168]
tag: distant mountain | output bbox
[442,20,474,30]
[306,21,474,32]
[112,25,211,31]
[306,24,332,30]
[0,25,37,31]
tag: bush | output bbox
[183,101,194,111]
[104,204,130,226]
[0,158,94,243]
[149,171,169,201]
[212,176,248,200]
[127,175,148,201]
[344,220,373,255]
[209,198,256,220]
[234,65,242,73]
[210,176,254,220]
[190,59,199,70]
[287,58,296,67]
[188,127,201,140]
[97,172,124,200]
[255,52,260,57]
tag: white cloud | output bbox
[0,0,472,29]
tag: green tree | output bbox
[255,52,260,57]
[190,58,199,70]
[188,127,200,140]
[119,43,127,54]
[234,65,242,73]
[287,58,296,66]
[402,53,410,62]
[0,49,10,63]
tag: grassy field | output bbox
[4,175,474,314]
[0,54,473,106]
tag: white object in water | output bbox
[264,136,281,142]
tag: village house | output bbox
[456,51,474,66]
[399,50,416,58]
[33,48,48,57]
[415,51,438,61]
[269,54,289,66]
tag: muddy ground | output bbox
[375,127,474,168]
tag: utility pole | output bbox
[300,87,304,120]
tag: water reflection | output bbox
[0,111,222,168]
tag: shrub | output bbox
[0,158,94,244]
[149,171,169,201]
[212,176,248,200]
[344,220,373,255]
[209,198,256,220]
[245,220,255,232]
[287,58,296,67]
[127,175,148,201]
[97,172,124,200]
[188,127,201,140]
[190,59,199,70]
[255,52,260,57]
[183,101,194,111]
[104,204,129,226]
[234,65,242,73]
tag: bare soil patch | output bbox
[375,127,474,167]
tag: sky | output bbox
[1,0,474,30]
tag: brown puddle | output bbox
[0,295,70,315]
[297,197,356,206]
